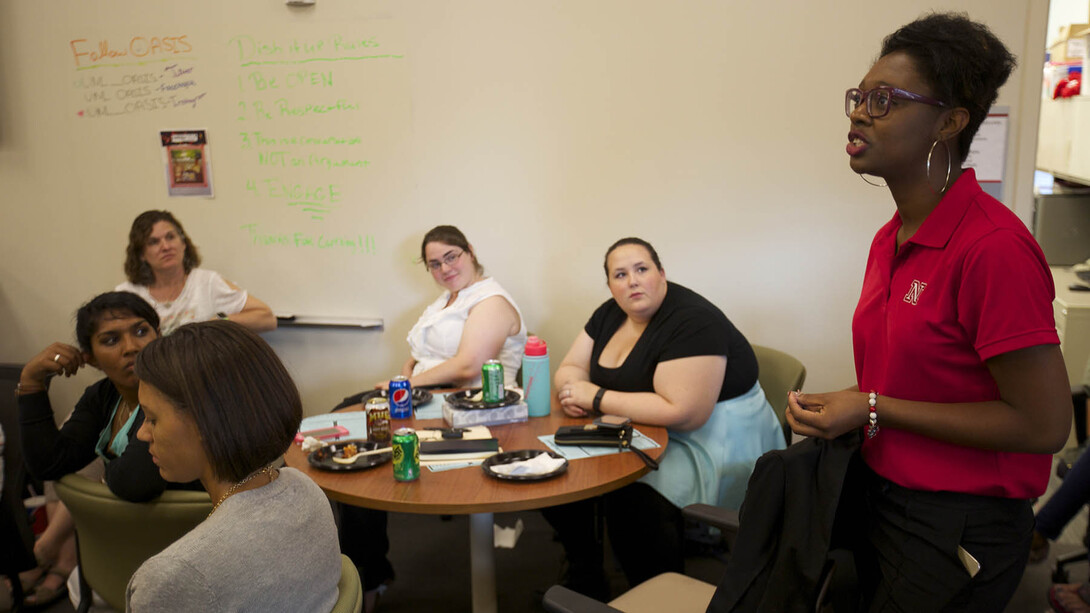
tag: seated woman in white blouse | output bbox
[350,226,526,611]
[116,210,276,335]
[378,224,527,388]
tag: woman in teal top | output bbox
[17,291,199,500]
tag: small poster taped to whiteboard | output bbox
[160,130,214,197]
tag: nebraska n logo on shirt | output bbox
[904,280,927,305]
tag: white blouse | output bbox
[407,277,527,386]
[116,268,247,335]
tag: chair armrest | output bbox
[542,586,623,613]
[682,503,739,533]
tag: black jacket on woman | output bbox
[19,378,200,502]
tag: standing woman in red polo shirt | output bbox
[786,13,1070,611]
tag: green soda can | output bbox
[482,359,505,403]
[391,427,420,482]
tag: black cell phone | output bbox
[593,415,631,429]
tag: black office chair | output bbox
[0,364,38,611]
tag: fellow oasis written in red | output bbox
[69,36,193,68]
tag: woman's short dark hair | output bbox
[75,291,160,353]
[603,237,663,277]
[880,12,1016,160]
[124,210,202,285]
[135,320,301,482]
[419,225,484,275]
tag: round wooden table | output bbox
[283,404,668,613]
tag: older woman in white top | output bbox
[116,210,276,335]
[381,224,526,388]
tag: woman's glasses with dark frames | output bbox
[845,86,947,118]
[425,250,464,271]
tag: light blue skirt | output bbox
[639,381,785,510]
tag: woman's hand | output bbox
[557,380,600,417]
[20,343,86,390]
[785,390,870,439]
[400,358,416,378]
[552,331,725,429]
[787,346,1071,454]
[376,358,416,389]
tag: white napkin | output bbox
[489,452,565,476]
[300,436,325,453]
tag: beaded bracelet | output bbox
[866,391,880,439]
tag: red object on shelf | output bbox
[1054,76,1082,98]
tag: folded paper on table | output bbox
[414,392,449,420]
[538,429,660,460]
[421,449,501,463]
[426,459,487,472]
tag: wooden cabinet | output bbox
[1038,97,1090,185]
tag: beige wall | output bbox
[0,0,1051,417]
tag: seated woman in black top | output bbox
[13,292,200,605]
[544,237,784,599]
[18,291,199,499]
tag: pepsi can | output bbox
[389,376,413,419]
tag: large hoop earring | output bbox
[926,139,952,195]
[859,173,887,188]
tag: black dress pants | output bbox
[856,469,1033,613]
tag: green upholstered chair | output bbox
[752,344,808,446]
[332,553,364,613]
[54,474,211,613]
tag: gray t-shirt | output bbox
[126,468,340,613]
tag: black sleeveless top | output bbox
[584,282,758,402]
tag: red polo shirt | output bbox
[853,169,1059,498]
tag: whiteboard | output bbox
[0,1,1048,413]
[59,11,421,321]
